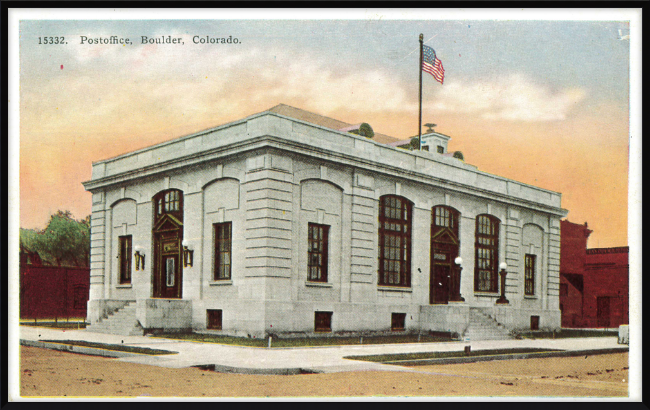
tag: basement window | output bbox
[391,313,406,331]
[207,309,223,330]
[314,311,332,332]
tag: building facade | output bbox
[559,220,629,328]
[83,106,567,337]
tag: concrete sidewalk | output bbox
[19,326,628,375]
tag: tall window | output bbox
[474,214,500,292]
[118,235,132,284]
[524,254,536,296]
[214,222,232,280]
[378,195,412,287]
[308,223,329,282]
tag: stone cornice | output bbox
[82,112,568,218]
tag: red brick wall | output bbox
[581,248,629,328]
[20,265,90,320]
[560,220,591,274]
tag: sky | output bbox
[14,9,638,248]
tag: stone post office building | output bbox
[83,104,568,338]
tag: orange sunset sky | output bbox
[15,11,637,248]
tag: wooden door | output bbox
[597,297,610,327]
[153,222,183,299]
[431,262,451,304]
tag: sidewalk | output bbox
[19,326,627,375]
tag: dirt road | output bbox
[19,346,627,398]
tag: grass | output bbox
[40,340,177,355]
[21,321,87,329]
[344,348,562,364]
[153,332,458,348]
[517,329,618,339]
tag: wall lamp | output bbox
[134,246,146,271]
[182,239,194,268]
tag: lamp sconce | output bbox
[134,246,145,271]
[182,240,194,268]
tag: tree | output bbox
[349,123,375,139]
[453,151,465,161]
[20,210,90,267]
[358,123,374,139]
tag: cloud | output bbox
[431,74,587,121]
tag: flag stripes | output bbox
[422,45,444,84]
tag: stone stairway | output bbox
[464,308,514,341]
[85,302,144,336]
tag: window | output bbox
[118,235,132,284]
[214,222,232,280]
[314,312,332,332]
[153,189,183,223]
[474,214,500,292]
[524,254,536,296]
[391,313,406,331]
[378,195,412,287]
[437,146,444,154]
[165,257,175,287]
[308,223,329,282]
[530,315,540,331]
[207,309,222,330]
[433,206,460,237]
[422,145,429,151]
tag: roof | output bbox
[267,104,400,144]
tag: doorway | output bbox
[597,296,611,328]
[430,206,460,305]
[152,189,184,299]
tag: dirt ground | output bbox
[19,346,628,398]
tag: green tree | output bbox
[20,210,90,267]
[358,123,374,139]
[349,123,375,139]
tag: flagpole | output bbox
[418,33,423,151]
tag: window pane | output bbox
[166,258,175,287]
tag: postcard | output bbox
[8,8,641,401]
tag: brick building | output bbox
[559,220,628,328]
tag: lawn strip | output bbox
[152,332,457,348]
[38,339,177,355]
[344,348,559,363]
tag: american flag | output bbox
[422,45,444,84]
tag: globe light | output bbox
[454,257,463,266]
[499,262,508,270]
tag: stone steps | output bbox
[464,308,514,341]
[86,302,144,336]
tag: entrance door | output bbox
[152,189,184,299]
[153,229,183,298]
[430,206,460,305]
[431,262,451,304]
[597,297,610,327]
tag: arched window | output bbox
[153,189,183,223]
[378,195,412,287]
[474,214,500,292]
[432,206,460,238]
